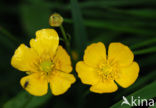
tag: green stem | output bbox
[77,89,90,108]
[134,46,156,55]
[60,25,71,52]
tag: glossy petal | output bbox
[20,73,48,96]
[115,62,139,88]
[11,44,38,72]
[90,80,118,93]
[84,42,106,67]
[76,61,100,85]
[108,43,134,66]
[53,46,72,73]
[50,71,76,95]
[30,29,59,57]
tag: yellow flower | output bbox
[76,42,139,93]
[11,29,76,96]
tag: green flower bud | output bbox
[49,13,63,27]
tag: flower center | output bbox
[100,64,113,75]
[97,60,119,80]
[40,61,54,73]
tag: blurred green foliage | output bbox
[0,0,156,108]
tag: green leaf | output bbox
[127,9,156,18]
[3,91,52,108]
[80,0,156,8]
[131,38,156,49]
[64,18,156,36]
[81,8,156,19]
[70,0,87,54]
[134,46,156,55]
[111,81,156,108]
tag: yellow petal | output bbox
[53,46,72,73]
[108,42,134,66]
[20,73,48,96]
[30,29,59,57]
[76,61,100,85]
[11,44,38,72]
[84,42,106,67]
[50,71,76,95]
[90,80,118,93]
[115,62,139,88]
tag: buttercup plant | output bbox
[2,1,155,107]
[11,13,140,97]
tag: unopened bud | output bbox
[49,13,63,27]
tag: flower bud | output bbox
[49,13,63,27]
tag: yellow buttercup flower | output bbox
[76,42,139,93]
[11,29,75,96]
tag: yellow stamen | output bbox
[98,60,119,80]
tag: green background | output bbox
[0,0,156,108]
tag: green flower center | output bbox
[40,61,54,73]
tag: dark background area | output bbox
[0,0,156,108]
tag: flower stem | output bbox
[60,25,71,52]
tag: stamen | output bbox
[97,60,119,80]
